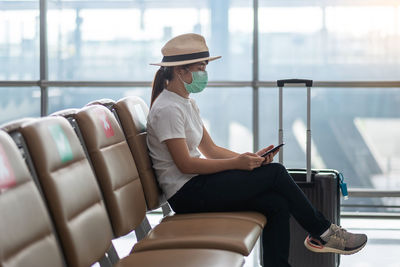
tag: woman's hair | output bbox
[150,66,173,107]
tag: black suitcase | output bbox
[288,169,341,267]
[276,79,344,267]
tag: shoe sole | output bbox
[304,237,367,255]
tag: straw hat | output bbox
[150,33,221,67]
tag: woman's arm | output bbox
[198,126,278,165]
[198,126,239,159]
[165,138,264,174]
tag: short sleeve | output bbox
[152,106,186,143]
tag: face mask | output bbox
[180,70,208,93]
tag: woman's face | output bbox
[179,61,208,84]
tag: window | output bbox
[47,0,252,81]
[259,1,400,81]
[0,1,39,80]
[0,87,41,124]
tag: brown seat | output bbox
[73,105,147,237]
[19,116,245,267]
[0,118,37,133]
[113,96,267,228]
[161,211,267,228]
[72,105,261,256]
[20,116,114,267]
[132,218,261,255]
[116,249,243,267]
[0,130,65,267]
[86,98,116,110]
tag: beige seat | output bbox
[131,217,261,255]
[73,105,147,237]
[20,116,114,267]
[116,249,243,267]
[0,130,65,267]
[72,105,262,256]
[19,116,244,267]
[113,96,267,228]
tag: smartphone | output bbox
[261,143,285,157]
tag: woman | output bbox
[147,33,367,267]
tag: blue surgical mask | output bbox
[180,70,208,93]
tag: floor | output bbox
[110,215,400,267]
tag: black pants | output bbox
[168,163,331,267]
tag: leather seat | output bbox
[161,211,267,228]
[116,249,244,267]
[71,105,262,255]
[20,117,114,267]
[132,218,261,255]
[0,130,65,267]
[74,105,147,237]
[18,116,246,266]
[113,96,267,228]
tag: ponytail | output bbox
[150,66,173,107]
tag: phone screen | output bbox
[261,143,285,157]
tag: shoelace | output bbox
[330,225,347,248]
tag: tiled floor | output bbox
[111,215,400,267]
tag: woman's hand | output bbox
[234,152,265,171]
[256,145,280,165]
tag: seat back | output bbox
[74,105,147,237]
[86,99,116,110]
[20,117,113,267]
[114,96,165,210]
[0,130,65,267]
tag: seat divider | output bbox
[98,254,113,267]
[161,202,173,216]
[65,117,92,161]
[135,217,152,241]
[106,244,120,265]
[9,131,44,197]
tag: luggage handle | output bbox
[277,79,313,183]
[277,79,313,87]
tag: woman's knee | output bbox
[268,162,287,174]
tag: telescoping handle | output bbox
[277,79,313,182]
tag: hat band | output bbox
[162,51,210,63]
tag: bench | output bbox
[0,95,267,266]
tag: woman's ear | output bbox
[175,66,187,76]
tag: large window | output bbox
[0,1,39,80]
[260,87,400,188]
[193,87,253,153]
[259,1,400,80]
[47,0,252,81]
[1,0,400,213]
[0,87,41,124]
[47,87,151,114]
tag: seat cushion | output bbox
[132,218,262,256]
[117,249,243,267]
[161,211,267,228]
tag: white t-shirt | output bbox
[147,89,203,200]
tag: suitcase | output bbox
[276,79,346,267]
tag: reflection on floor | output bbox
[111,215,400,267]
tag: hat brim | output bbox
[150,55,221,67]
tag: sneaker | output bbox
[304,224,367,255]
